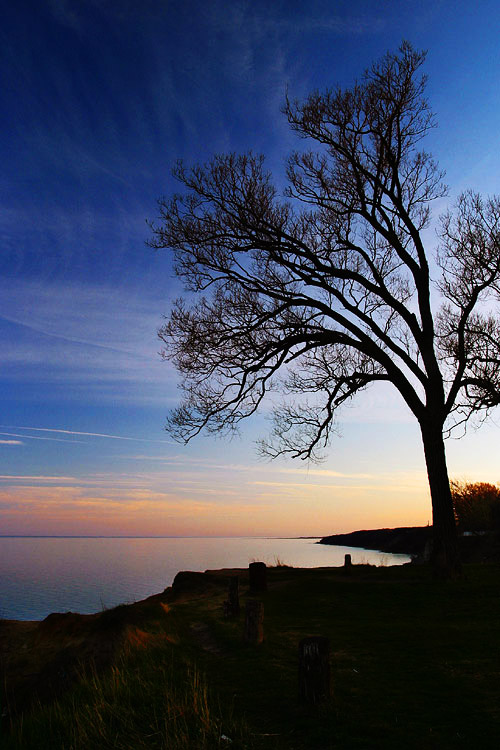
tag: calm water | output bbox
[0,537,410,620]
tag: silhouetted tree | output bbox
[149,43,500,579]
[451,481,500,533]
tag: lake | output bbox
[0,536,410,620]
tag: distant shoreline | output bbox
[318,526,431,556]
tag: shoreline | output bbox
[319,526,500,562]
[319,526,431,556]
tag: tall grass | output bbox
[4,638,250,749]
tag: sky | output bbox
[1,0,500,537]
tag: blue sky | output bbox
[1,0,500,536]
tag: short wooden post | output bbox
[344,553,352,573]
[298,636,331,704]
[244,599,264,644]
[223,576,240,617]
[249,561,267,592]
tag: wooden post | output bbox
[244,599,264,644]
[298,636,331,704]
[223,576,240,617]
[344,553,352,573]
[249,561,267,592]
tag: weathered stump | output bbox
[223,576,240,618]
[298,636,331,704]
[244,599,264,644]
[249,561,267,592]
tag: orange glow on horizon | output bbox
[0,473,431,537]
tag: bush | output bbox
[451,480,500,532]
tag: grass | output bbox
[3,637,249,749]
[272,556,292,568]
[3,562,500,749]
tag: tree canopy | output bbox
[451,480,500,533]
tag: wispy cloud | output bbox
[0,431,87,444]
[0,440,23,445]
[250,480,424,493]
[0,279,162,358]
[47,0,84,32]
[0,426,174,444]
[0,484,217,516]
[277,14,387,36]
[0,477,430,537]
[275,467,376,479]
[122,455,259,471]
[0,475,79,483]
[0,473,174,490]
[117,454,421,484]
[0,277,176,405]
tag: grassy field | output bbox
[2,562,500,749]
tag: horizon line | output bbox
[0,534,323,539]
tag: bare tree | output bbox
[149,43,500,578]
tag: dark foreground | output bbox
[2,562,500,749]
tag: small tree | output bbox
[451,481,500,533]
[149,43,500,579]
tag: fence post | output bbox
[249,561,267,592]
[223,576,240,617]
[344,553,352,573]
[298,636,331,704]
[244,599,264,644]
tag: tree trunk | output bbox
[420,421,462,579]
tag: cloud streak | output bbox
[0,426,174,444]
[0,277,176,405]
[0,475,79,483]
[0,431,87,444]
